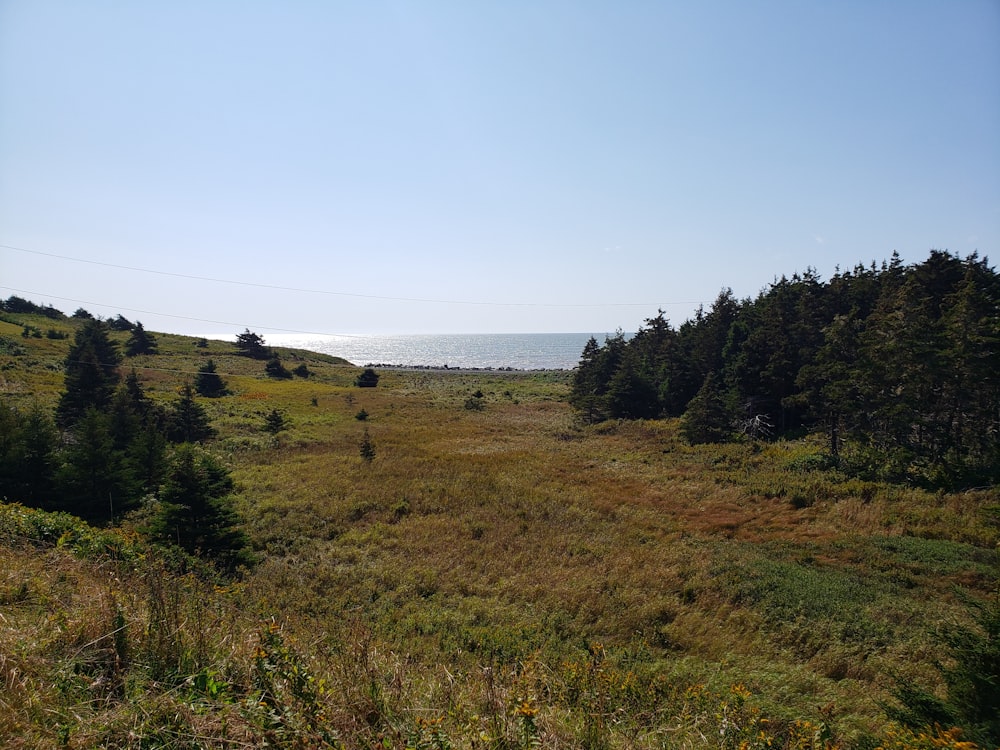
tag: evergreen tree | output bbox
[265,356,293,379]
[149,445,254,573]
[680,372,734,444]
[0,402,58,508]
[936,261,1000,484]
[605,350,660,420]
[56,319,121,428]
[570,337,606,422]
[166,384,216,443]
[125,321,158,356]
[794,311,864,457]
[263,409,288,434]
[235,329,270,359]
[55,408,142,522]
[355,368,380,387]
[107,314,134,331]
[359,428,376,461]
[666,291,741,416]
[109,372,168,494]
[194,359,229,397]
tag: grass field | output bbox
[1,312,997,748]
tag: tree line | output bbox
[0,315,253,573]
[571,250,1000,489]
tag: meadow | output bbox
[1,311,997,748]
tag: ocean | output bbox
[261,332,613,370]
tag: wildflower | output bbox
[731,683,752,700]
[515,699,539,717]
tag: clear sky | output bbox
[2,1,998,336]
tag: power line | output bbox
[1,242,705,309]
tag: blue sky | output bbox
[1,1,998,336]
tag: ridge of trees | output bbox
[571,250,1000,489]
[1,317,250,572]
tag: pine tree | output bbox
[680,372,733,445]
[56,319,121,428]
[886,586,1000,748]
[605,352,659,420]
[149,445,254,573]
[125,321,158,356]
[0,402,58,509]
[570,337,606,423]
[355,368,380,387]
[235,329,270,359]
[263,409,287,434]
[194,359,229,397]
[110,372,167,494]
[55,408,141,522]
[166,384,216,443]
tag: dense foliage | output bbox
[571,250,1000,489]
[0,315,249,568]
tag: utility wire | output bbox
[1,242,704,309]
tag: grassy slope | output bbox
[1,313,997,748]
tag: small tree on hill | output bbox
[263,409,288,434]
[107,314,134,331]
[359,429,376,461]
[125,321,158,356]
[235,329,270,359]
[56,319,122,428]
[265,356,292,379]
[885,586,1000,748]
[166,385,216,443]
[355,368,379,388]
[195,359,229,397]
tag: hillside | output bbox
[1,307,998,749]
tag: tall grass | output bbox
[2,317,997,747]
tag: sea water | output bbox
[261,332,616,370]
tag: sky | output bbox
[1,1,998,337]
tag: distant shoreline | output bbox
[354,362,573,373]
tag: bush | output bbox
[265,357,292,379]
[359,429,376,461]
[263,409,288,434]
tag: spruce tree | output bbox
[0,402,58,509]
[56,319,121,428]
[235,329,270,359]
[149,445,254,573]
[125,320,158,356]
[194,359,229,397]
[355,367,380,387]
[166,384,216,443]
[680,372,733,445]
[55,408,141,522]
